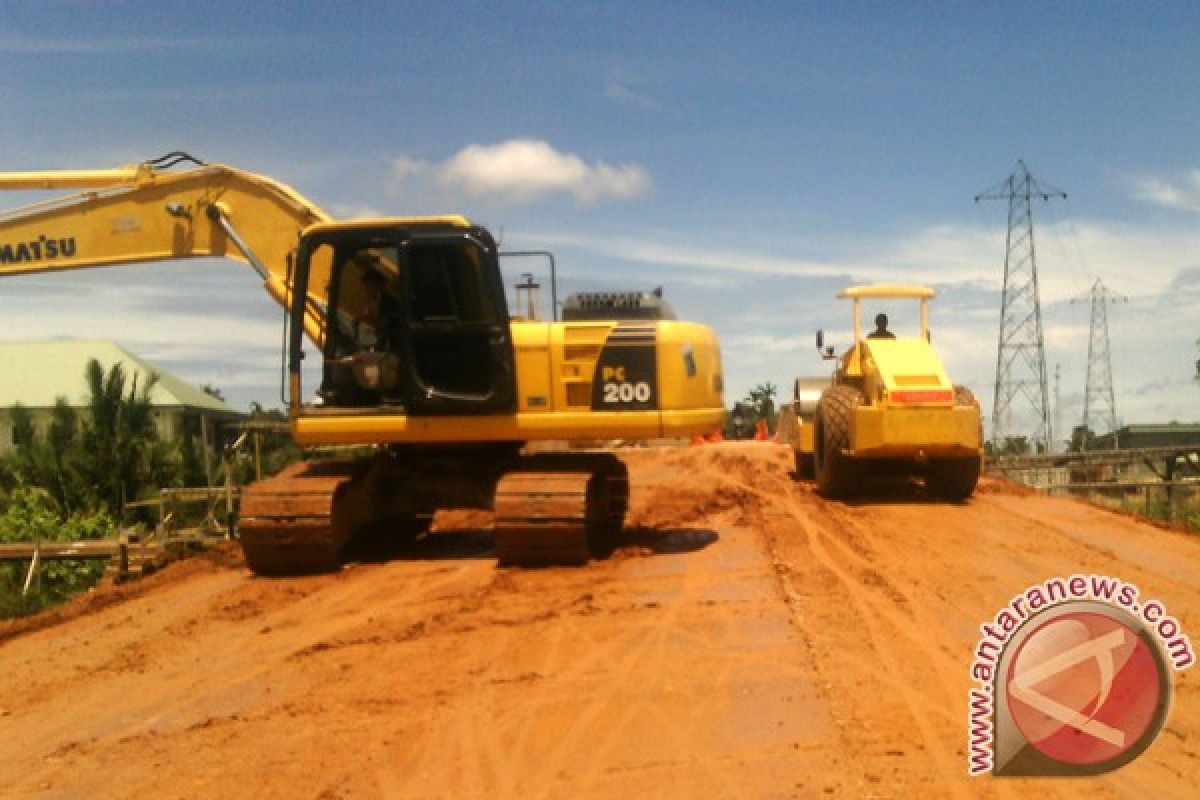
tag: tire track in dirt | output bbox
[555,540,744,796]
[978,492,1198,593]
[646,446,986,796]
[783,501,970,798]
[384,513,822,798]
[804,501,973,712]
[638,446,934,796]
[792,498,1060,800]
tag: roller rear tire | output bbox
[794,450,815,479]
[925,386,982,501]
[814,386,861,498]
[926,456,981,501]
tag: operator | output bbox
[354,269,387,348]
[335,267,403,404]
[867,313,896,340]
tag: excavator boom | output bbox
[0,153,331,346]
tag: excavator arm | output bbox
[0,152,332,346]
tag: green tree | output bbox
[2,401,88,515]
[747,382,778,431]
[723,383,780,438]
[754,381,777,416]
[79,359,171,518]
[985,436,1032,456]
[1068,425,1097,453]
[176,415,211,487]
[3,360,179,522]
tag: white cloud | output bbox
[526,230,854,278]
[604,70,660,111]
[391,140,651,206]
[330,204,387,219]
[1132,170,1200,212]
[391,157,426,181]
[527,218,1200,306]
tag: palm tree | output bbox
[3,360,179,525]
[79,359,164,518]
[2,401,86,514]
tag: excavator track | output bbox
[237,460,362,575]
[493,455,629,567]
[238,452,630,574]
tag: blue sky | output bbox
[2,2,1199,442]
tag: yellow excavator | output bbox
[0,152,725,571]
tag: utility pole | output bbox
[1071,278,1126,449]
[976,160,1066,454]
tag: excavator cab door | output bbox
[295,227,516,415]
[396,233,516,414]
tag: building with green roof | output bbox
[0,339,245,456]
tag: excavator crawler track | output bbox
[238,452,629,574]
[493,455,628,567]
[237,460,362,575]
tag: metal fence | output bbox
[990,447,1200,531]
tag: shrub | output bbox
[0,488,116,618]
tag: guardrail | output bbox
[990,449,1200,529]
[990,446,1200,473]
[0,532,166,596]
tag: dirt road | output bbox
[1,443,1197,798]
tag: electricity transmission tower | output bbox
[1071,278,1126,445]
[976,161,1066,453]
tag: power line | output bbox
[1053,363,1061,455]
[975,160,1066,453]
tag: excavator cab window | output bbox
[297,228,515,415]
[314,241,403,407]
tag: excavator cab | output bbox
[298,222,517,415]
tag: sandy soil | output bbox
[0,442,1196,799]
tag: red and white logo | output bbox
[969,577,1193,777]
[975,600,1175,776]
